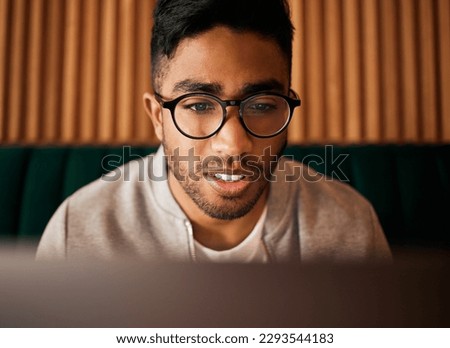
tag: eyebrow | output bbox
[171,78,286,97]
[241,79,286,95]
[172,80,222,94]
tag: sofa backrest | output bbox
[1,145,449,249]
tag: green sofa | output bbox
[1,145,449,252]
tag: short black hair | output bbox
[150,0,294,90]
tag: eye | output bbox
[246,101,278,114]
[178,97,218,114]
[185,103,214,112]
[244,96,283,115]
[247,103,275,112]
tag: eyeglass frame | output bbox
[154,90,301,140]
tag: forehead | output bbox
[158,26,290,98]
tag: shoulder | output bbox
[36,152,162,260]
[274,157,372,212]
[68,153,160,210]
[272,157,391,262]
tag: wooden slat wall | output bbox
[440,0,450,139]
[290,0,450,144]
[0,0,449,145]
[0,0,10,142]
[0,0,155,145]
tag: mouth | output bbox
[204,171,252,197]
[213,173,246,182]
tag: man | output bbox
[37,0,391,262]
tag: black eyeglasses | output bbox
[155,90,301,139]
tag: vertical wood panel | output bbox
[79,0,99,143]
[288,0,306,142]
[7,0,26,142]
[42,0,63,142]
[288,0,305,143]
[98,0,118,143]
[25,0,43,142]
[324,0,344,141]
[342,0,362,141]
[0,0,9,142]
[134,0,154,143]
[362,0,381,141]
[116,0,135,142]
[61,0,81,142]
[418,0,438,141]
[399,0,420,141]
[1,0,449,145]
[438,0,450,141]
[380,0,401,141]
[305,0,325,142]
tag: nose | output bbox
[210,106,253,156]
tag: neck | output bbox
[192,190,268,251]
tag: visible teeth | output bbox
[214,173,244,182]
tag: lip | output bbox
[203,168,250,176]
[204,173,252,197]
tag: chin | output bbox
[186,180,268,221]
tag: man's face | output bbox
[149,26,290,220]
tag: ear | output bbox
[143,92,164,142]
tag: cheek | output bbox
[161,113,184,148]
[255,133,287,155]
[162,119,208,157]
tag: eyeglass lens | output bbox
[174,95,290,138]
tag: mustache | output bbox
[199,155,265,177]
[166,146,285,181]
[168,154,270,180]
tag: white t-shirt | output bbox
[194,206,269,263]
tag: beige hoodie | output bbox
[36,146,392,263]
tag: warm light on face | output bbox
[152,26,291,221]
